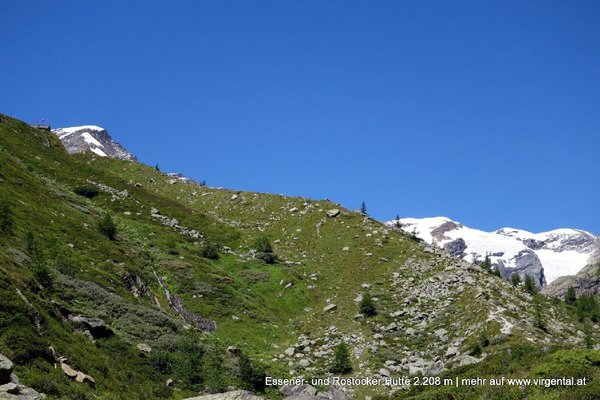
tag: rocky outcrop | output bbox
[0,353,45,399]
[154,271,217,332]
[542,262,600,297]
[443,238,467,257]
[497,250,546,289]
[68,315,113,339]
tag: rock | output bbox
[445,346,459,358]
[0,353,13,384]
[227,346,241,357]
[384,322,398,332]
[75,371,96,385]
[405,327,415,336]
[166,378,174,387]
[61,362,78,378]
[284,347,295,357]
[322,304,337,312]
[318,387,347,400]
[280,384,318,396]
[425,361,444,375]
[0,383,18,394]
[342,246,350,252]
[458,355,480,366]
[290,207,299,213]
[298,359,310,368]
[326,209,340,218]
[136,343,152,355]
[378,368,391,377]
[68,315,113,338]
[183,390,265,399]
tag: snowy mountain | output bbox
[52,125,136,161]
[388,217,600,287]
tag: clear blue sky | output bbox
[1,1,599,234]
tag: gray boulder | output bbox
[183,390,265,399]
[0,354,13,384]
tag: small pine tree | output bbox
[25,232,52,288]
[511,273,521,287]
[524,274,537,295]
[155,164,160,171]
[330,343,352,374]
[492,266,502,278]
[534,302,548,332]
[359,293,377,317]
[481,254,492,273]
[565,287,577,306]
[394,215,402,228]
[0,201,14,234]
[98,213,117,240]
[360,201,367,215]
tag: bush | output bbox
[0,201,14,234]
[73,185,99,198]
[253,235,272,253]
[359,293,377,317]
[199,242,220,260]
[98,213,117,240]
[253,235,277,264]
[238,353,266,392]
[330,343,352,374]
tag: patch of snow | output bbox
[81,132,104,148]
[90,147,107,157]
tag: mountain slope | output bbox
[1,115,599,400]
[52,125,136,161]
[391,217,600,287]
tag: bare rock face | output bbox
[542,262,600,297]
[53,125,136,161]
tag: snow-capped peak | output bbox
[52,125,136,161]
[388,216,600,286]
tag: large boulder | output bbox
[280,384,317,397]
[0,354,13,384]
[183,391,264,399]
[68,315,113,339]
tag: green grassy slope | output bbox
[0,114,599,400]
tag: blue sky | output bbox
[1,1,599,234]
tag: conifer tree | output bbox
[330,343,352,374]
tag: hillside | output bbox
[0,114,599,400]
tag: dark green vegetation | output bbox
[0,115,599,399]
[330,343,352,374]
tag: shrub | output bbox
[238,353,266,392]
[253,235,272,253]
[359,293,377,317]
[199,242,220,260]
[151,350,175,374]
[202,352,226,393]
[0,201,14,234]
[98,213,117,240]
[253,235,277,264]
[330,343,352,374]
[73,185,99,198]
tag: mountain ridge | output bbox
[388,216,600,287]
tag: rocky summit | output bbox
[52,125,137,161]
